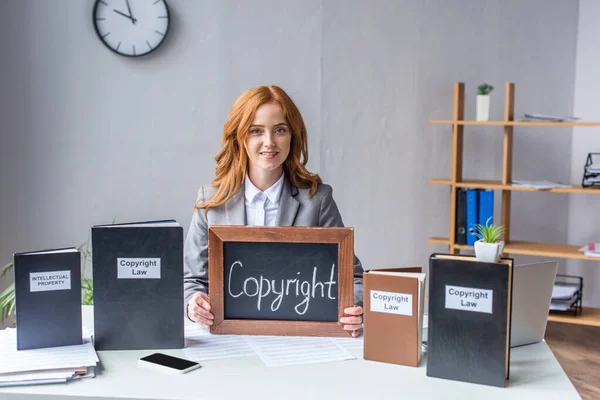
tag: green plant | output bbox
[79,232,94,306]
[0,262,16,323]
[473,217,505,243]
[478,83,494,96]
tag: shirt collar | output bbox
[244,173,285,205]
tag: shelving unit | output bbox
[428,82,600,326]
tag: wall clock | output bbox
[93,0,170,57]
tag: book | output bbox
[91,220,184,350]
[455,189,467,245]
[13,248,82,350]
[465,189,479,245]
[426,253,514,388]
[363,267,426,367]
[478,189,494,226]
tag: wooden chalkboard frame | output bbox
[208,226,355,337]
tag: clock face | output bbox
[93,0,170,57]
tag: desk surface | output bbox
[0,308,581,400]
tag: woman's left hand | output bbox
[339,305,363,338]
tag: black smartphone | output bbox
[138,353,202,374]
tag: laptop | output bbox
[510,260,558,348]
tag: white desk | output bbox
[0,307,581,400]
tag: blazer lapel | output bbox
[275,177,300,226]
[224,185,246,225]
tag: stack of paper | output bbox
[579,242,600,258]
[586,164,600,174]
[512,180,572,190]
[550,285,580,311]
[584,164,600,184]
[518,113,580,122]
[0,327,98,387]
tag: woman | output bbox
[183,85,364,337]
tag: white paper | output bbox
[550,301,576,311]
[246,336,355,368]
[552,285,579,300]
[512,180,572,189]
[0,378,68,387]
[331,336,364,351]
[0,328,98,374]
[183,326,255,361]
[0,370,77,383]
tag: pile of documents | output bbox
[579,242,600,258]
[584,164,600,184]
[0,327,98,387]
[550,284,581,311]
[512,180,572,190]
[518,113,580,122]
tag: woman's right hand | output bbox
[187,292,214,328]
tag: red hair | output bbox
[196,85,321,214]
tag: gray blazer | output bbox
[183,177,364,318]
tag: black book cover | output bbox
[92,220,184,350]
[14,248,82,350]
[455,189,467,245]
[426,253,514,388]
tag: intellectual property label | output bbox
[30,270,71,292]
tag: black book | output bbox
[455,189,467,245]
[14,248,82,350]
[426,253,514,388]
[92,220,184,350]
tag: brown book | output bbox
[363,267,426,367]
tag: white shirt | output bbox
[244,173,284,226]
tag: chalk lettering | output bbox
[227,261,337,315]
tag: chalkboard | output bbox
[208,226,354,337]
[223,242,338,322]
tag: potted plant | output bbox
[472,217,505,262]
[477,83,494,121]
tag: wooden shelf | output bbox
[428,179,600,194]
[427,237,451,245]
[547,307,600,327]
[429,83,600,326]
[431,120,600,127]
[427,238,600,261]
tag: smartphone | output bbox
[138,353,202,374]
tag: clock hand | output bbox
[113,9,137,24]
[125,0,135,24]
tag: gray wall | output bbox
[568,0,600,307]
[0,0,582,328]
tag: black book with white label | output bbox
[14,247,82,350]
[92,220,184,350]
[426,253,514,388]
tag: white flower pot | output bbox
[474,240,504,263]
[476,95,490,121]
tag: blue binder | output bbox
[465,189,479,246]
[479,189,494,227]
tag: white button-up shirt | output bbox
[244,173,284,226]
